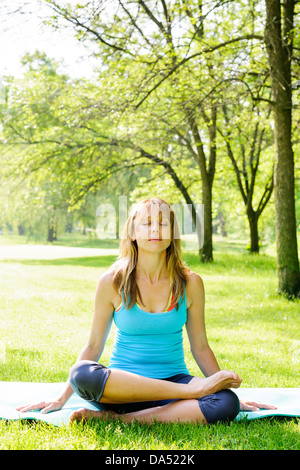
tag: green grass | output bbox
[0,234,299,450]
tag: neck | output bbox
[135,249,169,284]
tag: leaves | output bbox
[1,0,299,255]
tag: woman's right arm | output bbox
[17,271,116,414]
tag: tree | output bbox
[219,98,274,253]
[43,0,265,262]
[3,0,298,283]
[264,0,300,296]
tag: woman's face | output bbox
[132,204,172,252]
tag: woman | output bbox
[18,197,274,424]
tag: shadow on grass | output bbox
[0,234,121,250]
[51,238,121,249]
[0,255,118,268]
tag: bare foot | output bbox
[69,408,117,423]
[188,370,242,399]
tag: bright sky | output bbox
[0,0,96,78]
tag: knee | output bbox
[69,360,95,398]
[69,360,93,388]
[69,360,110,402]
[220,389,240,422]
[198,389,240,424]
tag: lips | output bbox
[149,239,162,241]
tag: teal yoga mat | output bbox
[0,382,100,426]
[0,381,299,426]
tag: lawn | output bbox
[0,234,299,450]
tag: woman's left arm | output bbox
[186,273,277,412]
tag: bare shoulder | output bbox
[97,269,115,287]
[186,270,204,291]
[185,271,204,309]
[95,269,120,308]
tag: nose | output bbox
[150,220,160,237]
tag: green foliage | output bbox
[0,0,299,260]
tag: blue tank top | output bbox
[108,289,190,379]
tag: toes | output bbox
[69,408,88,422]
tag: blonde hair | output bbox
[109,197,192,310]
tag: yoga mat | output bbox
[0,381,299,426]
[235,387,300,421]
[0,382,99,426]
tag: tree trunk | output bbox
[247,208,259,253]
[17,224,25,236]
[201,180,213,262]
[264,0,300,296]
[187,106,216,263]
[47,218,57,242]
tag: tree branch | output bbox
[48,1,136,57]
[137,0,166,34]
[118,0,153,47]
[218,110,248,205]
[135,34,263,108]
[256,172,274,216]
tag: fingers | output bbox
[16,400,59,414]
[249,402,277,410]
[41,403,60,414]
[242,402,260,411]
[240,400,278,411]
[16,401,48,412]
[262,403,277,410]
